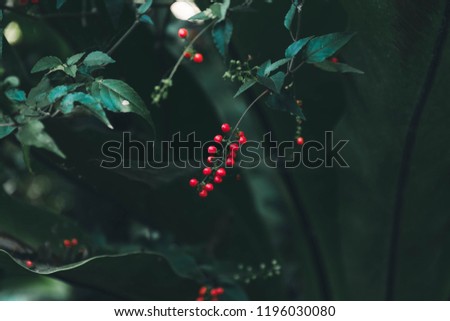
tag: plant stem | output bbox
[107,20,140,56]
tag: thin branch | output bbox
[107,20,140,56]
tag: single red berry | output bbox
[189,178,199,187]
[296,137,305,145]
[210,288,218,296]
[214,135,223,143]
[208,146,218,154]
[214,176,223,184]
[193,53,204,64]
[330,57,339,63]
[238,131,245,137]
[25,260,33,268]
[226,158,235,167]
[203,167,212,176]
[71,238,78,246]
[178,28,188,39]
[199,286,208,296]
[184,52,192,59]
[199,190,208,198]
[239,136,247,145]
[221,123,231,133]
[63,239,72,248]
[196,297,204,301]
[216,287,224,295]
[204,183,214,192]
[216,168,226,177]
[229,143,239,151]
[207,156,215,164]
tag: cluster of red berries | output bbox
[178,28,204,64]
[196,286,225,301]
[18,0,40,5]
[190,123,247,198]
[63,238,79,248]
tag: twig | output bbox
[107,20,141,56]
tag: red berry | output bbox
[239,136,247,145]
[199,286,208,296]
[214,176,223,184]
[216,168,226,177]
[199,190,208,198]
[238,131,245,137]
[296,137,305,145]
[203,167,212,176]
[214,135,223,143]
[208,146,217,154]
[229,150,237,159]
[221,123,231,133]
[193,53,204,64]
[207,156,214,164]
[184,52,192,59]
[216,287,224,295]
[229,143,239,151]
[189,178,199,187]
[205,183,214,192]
[330,57,339,63]
[226,158,235,167]
[71,238,78,246]
[63,239,71,248]
[178,28,188,39]
[210,288,218,296]
[196,297,204,301]
[25,260,33,268]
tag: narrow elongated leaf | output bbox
[66,52,85,65]
[234,79,257,98]
[284,1,298,31]
[304,32,355,63]
[265,92,306,120]
[314,60,364,74]
[82,51,115,68]
[31,56,63,74]
[188,11,211,21]
[137,0,153,14]
[91,79,153,128]
[15,120,65,159]
[285,36,313,58]
[212,19,233,58]
[257,60,272,77]
[265,58,292,74]
[139,14,154,25]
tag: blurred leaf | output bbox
[15,120,66,159]
[56,0,67,9]
[212,19,233,58]
[137,0,153,15]
[139,14,154,25]
[5,89,26,102]
[265,92,305,119]
[234,79,257,98]
[82,51,115,68]
[265,58,292,74]
[257,60,272,77]
[314,60,364,74]
[284,0,298,31]
[304,32,355,63]
[285,36,312,58]
[91,79,153,128]
[0,125,15,139]
[31,56,63,74]
[63,65,77,77]
[66,52,85,66]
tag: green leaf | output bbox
[66,52,85,65]
[82,51,115,68]
[48,85,69,103]
[56,0,67,9]
[5,89,26,102]
[0,125,15,139]
[257,72,286,94]
[60,92,113,129]
[212,19,233,58]
[265,92,306,120]
[26,78,52,108]
[265,58,292,74]
[30,56,63,74]
[188,11,211,21]
[234,79,257,98]
[314,60,364,74]
[304,32,355,63]
[63,65,77,77]
[139,14,154,25]
[284,0,298,31]
[91,79,153,128]
[285,36,313,58]
[15,120,65,159]
[257,60,272,77]
[137,0,153,15]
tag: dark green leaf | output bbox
[137,0,153,15]
[5,89,26,102]
[56,0,67,9]
[63,65,77,77]
[66,52,85,65]
[314,60,364,74]
[266,58,292,74]
[188,11,211,21]
[15,120,65,159]
[210,0,230,21]
[257,60,272,77]
[285,36,313,58]
[212,19,233,58]
[284,1,298,31]
[0,125,15,139]
[139,14,154,25]
[30,56,63,74]
[48,85,69,103]
[234,79,257,98]
[91,79,153,128]
[304,32,355,63]
[82,51,115,68]
[265,92,306,120]
[257,72,285,94]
